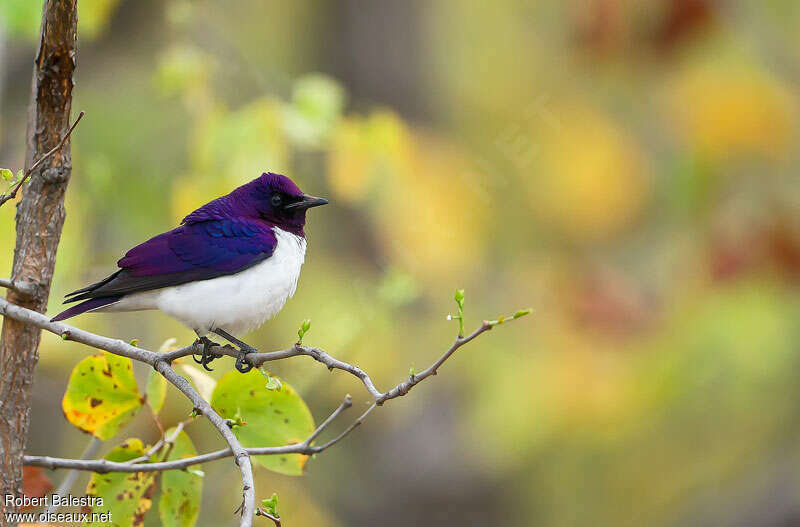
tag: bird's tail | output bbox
[51,296,122,322]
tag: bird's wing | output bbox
[64,218,277,302]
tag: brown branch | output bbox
[157,361,256,526]
[163,319,509,407]
[0,111,84,208]
[0,297,255,527]
[24,396,354,473]
[256,508,281,526]
[1,293,527,526]
[0,0,79,517]
[0,278,37,298]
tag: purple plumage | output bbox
[51,296,122,322]
[51,172,328,323]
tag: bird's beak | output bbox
[284,194,329,211]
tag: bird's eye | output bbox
[271,194,283,207]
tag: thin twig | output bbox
[0,111,85,207]
[1,294,525,527]
[0,278,37,298]
[155,360,256,527]
[25,396,354,473]
[256,508,281,526]
[0,297,254,527]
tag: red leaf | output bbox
[22,466,53,510]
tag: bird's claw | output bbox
[192,336,219,371]
[232,343,256,373]
[235,348,254,374]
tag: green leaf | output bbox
[454,289,465,307]
[297,318,311,343]
[211,371,315,475]
[62,352,143,440]
[154,45,214,97]
[283,74,346,148]
[261,493,278,516]
[0,169,13,181]
[265,376,282,391]
[159,429,202,527]
[85,438,156,527]
[145,369,167,414]
[454,289,466,335]
[513,308,532,319]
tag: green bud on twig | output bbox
[297,318,311,343]
[454,289,466,337]
[261,493,279,516]
[265,376,282,391]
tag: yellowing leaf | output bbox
[62,353,143,440]
[530,103,649,242]
[327,111,412,202]
[85,439,156,527]
[667,60,798,163]
[159,429,202,527]
[376,133,488,277]
[210,371,315,475]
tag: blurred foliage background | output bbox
[2,1,800,525]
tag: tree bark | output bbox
[0,1,78,522]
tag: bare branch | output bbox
[24,396,355,473]
[256,508,281,526]
[164,319,506,407]
[0,111,85,208]
[0,278,37,298]
[0,297,160,365]
[1,294,525,527]
[154,361,256,527]
[0,297,254,526]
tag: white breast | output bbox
[109,227,307,335]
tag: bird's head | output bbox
[251,172,328,235]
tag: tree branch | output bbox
[0,1,79,515]
[0,111,84,208]
[24,396,354,473]
[155,361,255,526]
[256,508,281,526]
[163,319,503,406]
[0,278,37,298]
[0,295,527,526]
[0,296,255,526]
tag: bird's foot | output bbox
[234,344,255,374]
[211,328,256,373]
[192,336,220,371]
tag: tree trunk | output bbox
[0,1,78,523]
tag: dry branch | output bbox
[1,291,526,526]
[0,1,79,519]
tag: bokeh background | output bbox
[2,1,800,526]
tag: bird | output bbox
[51,172,328,373]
